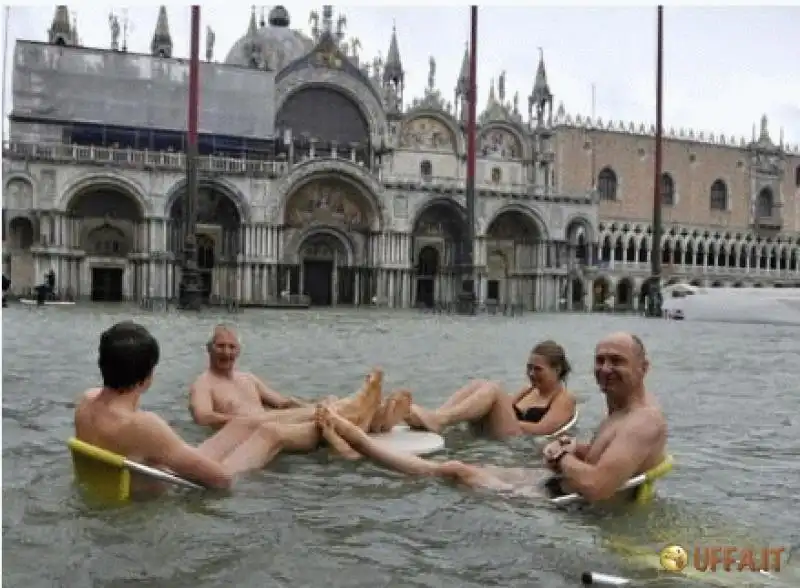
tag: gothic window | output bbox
[756,187,774,218]
[491,167,502,184]
[420,160,433,181]
[660,173,675,206]
[597,167,618,201]
[709,179,728,211]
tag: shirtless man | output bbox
[74,321,383,495]
[313,332,668,503]
[189,324,413,433]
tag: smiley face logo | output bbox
[660,545,688,572]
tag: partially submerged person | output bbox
[189,324,412,433]
[316,332,667,503]
[405,340,577,439]
[74,321,384,496]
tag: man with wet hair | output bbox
[74,321,383,493]
[189,324,306,429]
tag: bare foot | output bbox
[371,389,413,433]
[405,404,444,434]
[339,368,384,430]
[316,405,361,460]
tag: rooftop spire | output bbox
[151,6,172,58]
[383,23,403,84]
[48,5,74,46]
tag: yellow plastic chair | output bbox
[67,437,203,503]
[549,454,674,507]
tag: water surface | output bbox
[3,306,798,587]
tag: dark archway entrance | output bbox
[169,184,242,302]
[415,246,440,308]
[412,200,466,307]
[299,232,349,306]
[616,278,634,310]
[571,277,584,309]
[485,209,542,311]
[593,277,611,311]
[66,185,145,301]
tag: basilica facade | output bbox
[2,5,799,311]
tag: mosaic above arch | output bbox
[398,116,455,151]
[479,127,522,159]
[285,178,373,232]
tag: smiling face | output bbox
[594,332,649,399]
[208,327,240,374]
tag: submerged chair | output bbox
[67,437,203,504]
[543,408,580,440]
[549,454,674,507]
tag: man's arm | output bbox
[189,382,233,427]
[250,375,304,409]
[556,413,666,502]
[131,412,232,489]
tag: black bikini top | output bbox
[513,389,556,423]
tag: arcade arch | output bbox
[484,208,544,310]
[282,176,381,306]
[412,198,467,308]
[65,184,146,302]
[276,86,370,160]
[592,276,611,310]
[167,182,244,301]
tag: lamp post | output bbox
[646,5,665,317]
[178,5,203,310]
[457,5,478,315]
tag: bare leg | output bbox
[369,389,412,433]
[324,406,503,488]
[196,417,264,462]
[317,405,361,460]
[337,369,384,431]
[406,381,521,438]
[436,380,491,411]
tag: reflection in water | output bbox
[2,306,798,587]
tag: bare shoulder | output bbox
[628,404,667,437]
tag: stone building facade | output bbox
[3,6,799,312]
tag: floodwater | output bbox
[2,305,799,588]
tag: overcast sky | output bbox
[2,3,799,146]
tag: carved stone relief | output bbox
[286,180,369,231]
[5,179,34,210]
[479,129,521,159]
[399,117,454,151]
[487,212,536,240]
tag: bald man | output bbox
[309,332,667,503]
[540,331,668,501]
[189,325,307,429]
[189,325,413,433]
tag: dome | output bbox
[224,14,313,72]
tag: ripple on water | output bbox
[3,306,800,587]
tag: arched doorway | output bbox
[486,250,509,303]
[615,278,634,310]
[565,219,591,266]
[169,184,242,301]
[284,177,377,306]
[415,245,440,308]
[276,87,370,161]
[412,199,466,306]
[593,277,611,311]
[570,277,584,310]
[299,232,349,306]
[67,184,145,301]
[484,208,542,311]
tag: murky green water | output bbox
[2,305,798,587]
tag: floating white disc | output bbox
[368,425,445,456]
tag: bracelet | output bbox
[549,449,569,473]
